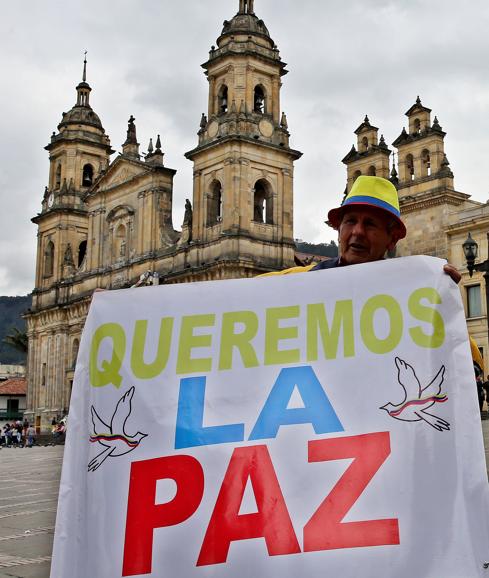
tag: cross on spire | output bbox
[83,51,87,82]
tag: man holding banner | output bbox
[51,177,489,578]
[310,175,461,284]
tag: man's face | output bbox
[338,206,398,265]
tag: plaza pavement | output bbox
[0,420,488,578]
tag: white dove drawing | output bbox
[380,357,450,432]
[88,386,147,472]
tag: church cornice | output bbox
[341,144,390,164]
[399,188,470,214]
[392,125,446,148]
[185,134,302,161]
[203,46,287,76]
[25,293,92,321]
[45,133,114,155]
[32,206,88,224]
[446,214,489,234]
[396,170,454,190]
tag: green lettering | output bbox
[219,311,259,370]
[131,318,174,379]
[89,323,126,388]
[307,301,355,361]
[264,306,301,365]
[360,295,403,354]
[409,288,445,348]
[176,314,215,374]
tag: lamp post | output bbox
[463,232,489,372]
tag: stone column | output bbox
[271,77,280,124]
[192,170,203,242]
[246,65,254,114]
[208,76,216,117]
[282,167,294,241]
[137,191,146,255]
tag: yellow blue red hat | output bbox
[328,175,406,240]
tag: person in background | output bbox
[483,375,489,411]
[476,374,485,412]
[26,424,36,448]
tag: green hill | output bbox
[0,295,31,364]
[295,240,338,258]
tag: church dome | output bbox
[58,103,104,131]
[219,12,274,47]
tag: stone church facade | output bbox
[24,0,302,431]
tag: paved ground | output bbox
[0,419,488,578]
[0,446,62,578]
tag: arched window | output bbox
[207,181,222,226]
[361,137,369,152]
[254,85,266,114]
[116,224,127,259]
[413,118,421,134]
[82,164,94,187]
[218,85,228,114]
[253,179,274,225]
[71,339,80,368]
[421,149,431,177]
[44,241,54,277]
[368,165,376,176]
[406,154,415,180]
[353,170,362,182]
[55,164,62,189]
[78,240,87,267]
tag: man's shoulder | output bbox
[309,258,340,271]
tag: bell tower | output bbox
[185,0,301,276]
[32,56,114,298]
[342,116,391,191]
[391,97,469,258]
[392,96,451,188]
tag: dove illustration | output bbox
[88,386,147,472]
[380,357,450,432]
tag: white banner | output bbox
[51,256,489,578]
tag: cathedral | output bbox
[25,0,489,431]
[24,0,302,430]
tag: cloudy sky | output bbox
[2,0,489,296]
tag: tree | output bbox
[3,327,28,355]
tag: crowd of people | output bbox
[0,416,67,448]
[476,374,489,413]
[1,419,36,447]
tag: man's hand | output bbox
[444,264,461,284]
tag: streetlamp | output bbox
[463,232,489,375]
[462,232,478,277]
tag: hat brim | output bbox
[328,201,407,240]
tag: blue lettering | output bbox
[175,376,245,449]
[249,366,343,440]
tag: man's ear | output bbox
[386,232,399,252]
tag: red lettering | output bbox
[197,445,300,566]
[122,455,204,577]
[304,432,400,552]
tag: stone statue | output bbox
[63,244,74,266]
[125,115,137,144]
[183,199,193,226]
